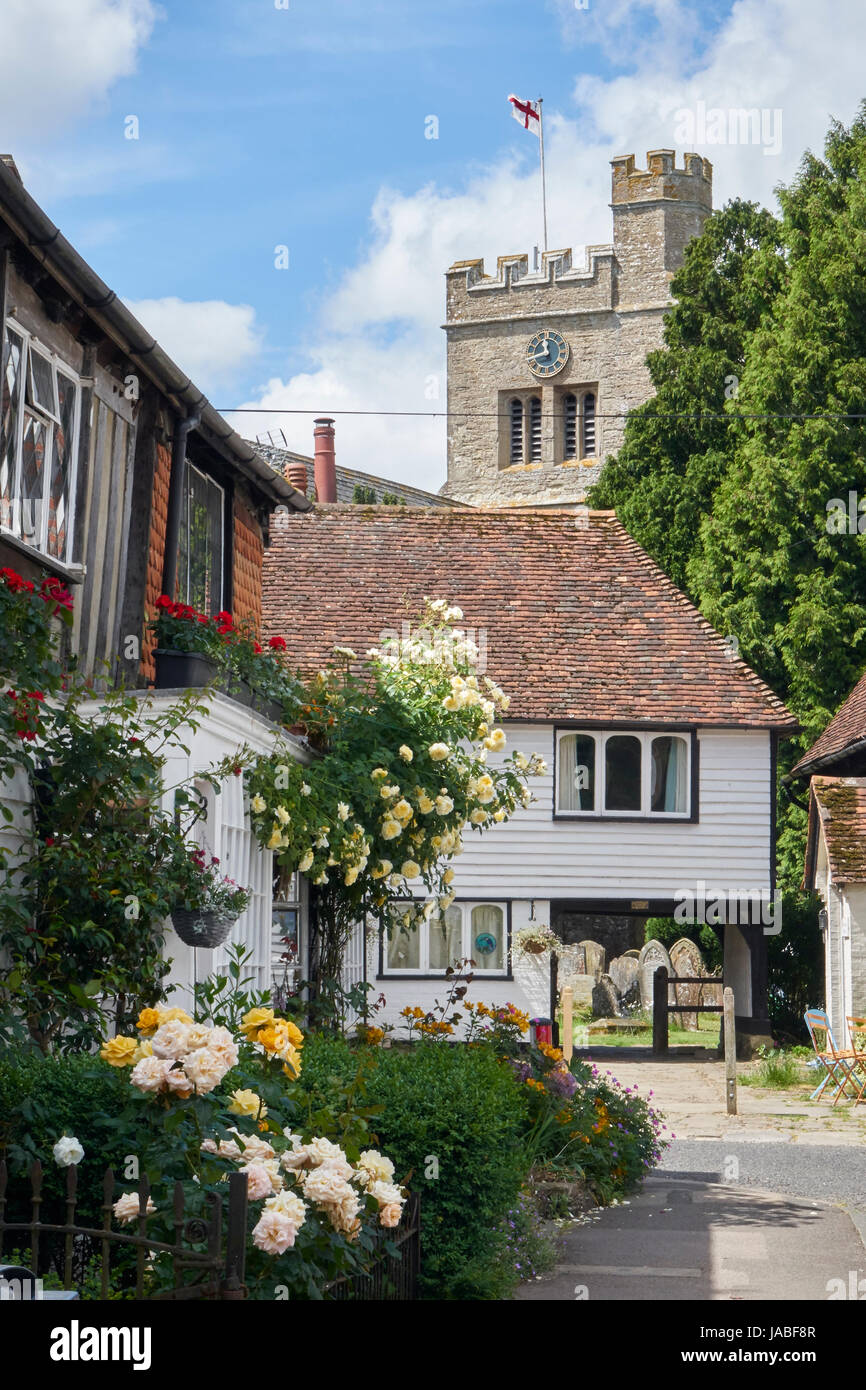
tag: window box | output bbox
[153,647,220,690]
[554,727,697,820]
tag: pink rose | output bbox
[240,1163,273,1201]
[252,1209,297,1255]
[379,1202,403,1228]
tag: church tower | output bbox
[441,150,712,507]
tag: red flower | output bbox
[45,836,55,846]
[232,766,242,776]
[254,642,263,654]
[26,691,44,702]
[214,611,233,625]
[268,636,287,651]
[156,594,174,610]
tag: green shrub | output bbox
[0,1049,136,1230]
[361,1043,527,1299]
[740,1047,804,1089]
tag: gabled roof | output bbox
[262,506,797,729]
[789,670,866,779]
[804,776,866,887]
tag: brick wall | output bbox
[141,441,172,681]
[233,496,264,633]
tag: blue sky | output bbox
[2,0,865,484]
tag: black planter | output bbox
[223,676,254,707]
[154,648,219,690]
[171,908,237,948]
[252,693,284,723]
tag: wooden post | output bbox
[561,986,573,1062]
[652,966,669,1055]
[723,986,737,1114]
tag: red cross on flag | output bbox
[508,94,541,136]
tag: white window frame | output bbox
[2,320,81,564]
[555,729,692,819]
[383,899,509,977]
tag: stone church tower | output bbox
[441,150,712,507]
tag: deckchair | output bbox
[845,1016,866,1105]
[804,1009,859,1104]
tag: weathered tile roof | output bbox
[790,670,866,778]
[262,506,797,729]
[807,776,866,884]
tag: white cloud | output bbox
[123,297,263,394]
[225,0,866,491]
[0,0,158,141]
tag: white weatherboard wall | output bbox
[79,690,312,1011]
[449,724,774,900]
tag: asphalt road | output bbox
[660,1139,866,1208]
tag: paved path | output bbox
[516,1172,866,1301]
[516,1049,866,1300]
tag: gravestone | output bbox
[609,954,640,1009]
[669,938,704,1031]
[638,939,674,1015]
[592,973,621,1019]
[579,940,606,981]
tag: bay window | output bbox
[1,321,81,564]
[556,729,692,817]
[383,900,508,975]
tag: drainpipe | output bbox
[162,409,202,597]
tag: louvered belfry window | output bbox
[582,392,596,457]
[528,396,542,462]
[509,397,523,463]
[563,392,577,458]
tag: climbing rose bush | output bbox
[246,600,546,975]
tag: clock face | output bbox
[527,329,569,379]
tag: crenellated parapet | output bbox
[610,149,712,209]
[446,244,617,322]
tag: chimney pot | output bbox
[313,417,337,504]
[286,460,308,495]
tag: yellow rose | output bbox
[136,1007,163,1035]
[131,1040,153,1064]
[161,1007,193,1024]
[241,1006,275,1039]
[282,1046,302,1081]
[229,1089,267,1118]
[100,1035,138,1068]
[381,818,402,841]
[283,1020,304,1049]
[401,860,421,879]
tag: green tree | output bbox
[590,198,785,591]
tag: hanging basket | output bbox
[171,907,237,948]
[521,940,548,956]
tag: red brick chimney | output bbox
[313,417,337,504]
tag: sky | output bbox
[2,0,865,489]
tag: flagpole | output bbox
[538,96,549,252]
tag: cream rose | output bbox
[113,1192,156,1225]
[52,1136,85,1167]
[252,1210,296,1254]
[428,743,450,761]
[239,1163,274,1201]
[183,1047,228,1094]
[130,1056,173,1093]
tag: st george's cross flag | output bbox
[508,94,541,136]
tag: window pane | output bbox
[471,904,504,971]
[428,905,463,970]
[47,372,77,560]
[27,349,57,418]
[604,735,641,811]
[1,327,23,531]
[563,393,577,458]
[20,412,48,548]
[387,916,420,970]
[651,735,688,813]
[182,465,223,612]
[558,733,595,811]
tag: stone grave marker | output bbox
[579,940,606,981]
[609,954,640,1009]
[670,937,704,1031]
[638,939,674,1015]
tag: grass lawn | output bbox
[565,1012,720,1049]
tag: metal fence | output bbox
[0,1160,248,1300]
[325,1193,421,1300]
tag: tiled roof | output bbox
[790,670,866,777]
[250,442,463,510]
[262,506,797,728]
[807,777,866,883]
